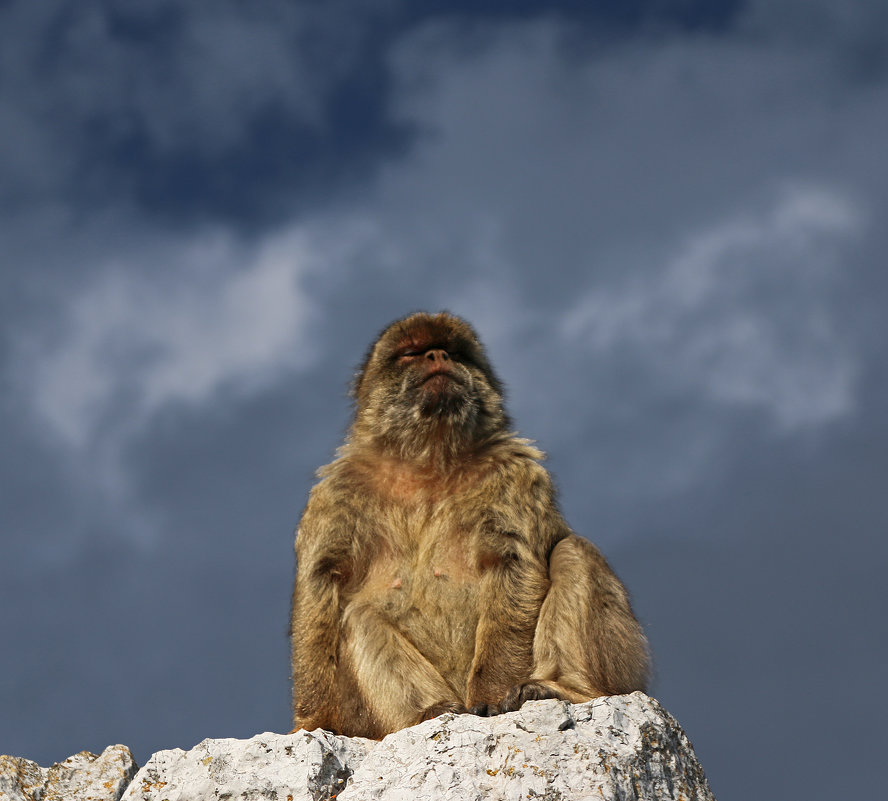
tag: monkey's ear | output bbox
[351,333,382,402]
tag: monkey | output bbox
[290,311,649,738]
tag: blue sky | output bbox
[1,2,886,799]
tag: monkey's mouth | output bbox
[422,367,458,384]
[421,372,464,393]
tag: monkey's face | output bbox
[394,339,470,416]
[352,312,509,453]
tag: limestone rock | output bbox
[0,744,137,801]
[118,692,714,801]
[119,728,372,801]
[340,692,714,801]
[2,694,714,800]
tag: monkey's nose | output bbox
[426,349,450,362]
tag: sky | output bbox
[1,1,886,798]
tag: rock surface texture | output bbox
[0,744,137,801]
[341,693,715,801]
[120,728,372,801]
[2,693,716,801]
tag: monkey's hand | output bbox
[415,700,468,725]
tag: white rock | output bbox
[340,692,715,801]
[119,728,373,801]
[0,744,137,801]
[6,694,714,801]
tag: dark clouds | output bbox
[1,2,886,799]
[0,0,742,224]
[0,1,407,225]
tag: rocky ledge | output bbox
[0,692,716,801]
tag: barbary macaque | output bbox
[290,311,649,738]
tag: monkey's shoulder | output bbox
[472,437,561,506]
[295,462,373,552]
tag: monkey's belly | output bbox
[369,570,481,696]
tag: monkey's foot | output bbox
[416,700,468,724]
[489,681,567,715]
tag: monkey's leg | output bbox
[342,601,467,734]
[497,534,650,713]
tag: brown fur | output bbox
[290,311,650,738]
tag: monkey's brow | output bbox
[393,336,451,353]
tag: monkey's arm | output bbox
[339,600,467,732]
[289,512,347,734]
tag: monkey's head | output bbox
[350,312,510,463]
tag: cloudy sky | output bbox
[1,2,886,798]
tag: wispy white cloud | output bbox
[15,227,323,449]
[561,186,861,429]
